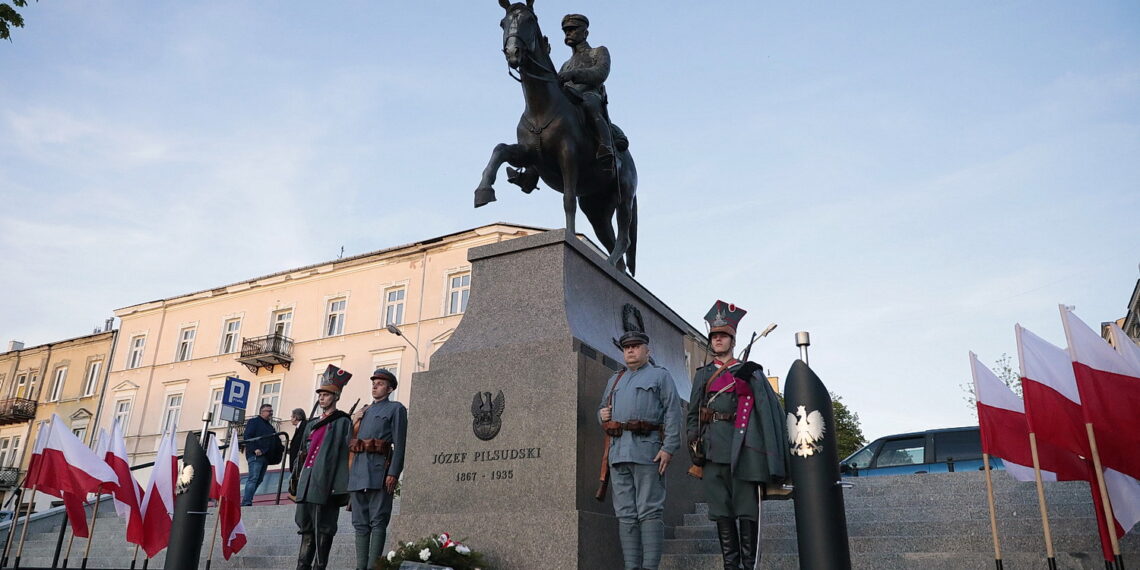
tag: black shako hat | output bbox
[316,364,352,395]
[619,330,649,347]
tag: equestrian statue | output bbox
[474,0,639,275]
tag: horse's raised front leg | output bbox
[475,143,527,208]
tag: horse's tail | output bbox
[627,195,638,276]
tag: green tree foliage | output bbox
[1,1,32,42]
[960,353,1021,415]
[831,392,866,459]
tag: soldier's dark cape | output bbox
[295,410,352,507]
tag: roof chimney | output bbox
[104,317,115,332]
[7,341,24,352]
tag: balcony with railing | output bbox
[0,398,37,426]
[236,333,294,374]
[0,467,19,488]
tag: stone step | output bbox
[659,551,1113,570]
[671,517,1112,542]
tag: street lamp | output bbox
[386,324,424,371]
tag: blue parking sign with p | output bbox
[223,376,251,409]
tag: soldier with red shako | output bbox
[686,301,790,570]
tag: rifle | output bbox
[595,370,626,501]
[740,323,777,363]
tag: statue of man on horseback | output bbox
[474,0,639,275]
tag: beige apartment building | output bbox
[101,223,543,467]
[0,329,117,508]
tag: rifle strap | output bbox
[598,369,627,486]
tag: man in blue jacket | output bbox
[242,403,276,506]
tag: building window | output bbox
[209,388,225,427]
[162,393,183,434]
[447,273,471,315]
[384,288,406,327]
[272,310,293,338]
[127,336,146,369]
[325,298,346,337]
[0,436,20,468]
[175,328,196,362]
[11,374,26,398]
[220,319,241,354]
[26,373,39,400]
[72,427,87,443]
[48,367,67,402]
[259,381,281,414]
[113,399,132,429]
[83,361,102,397]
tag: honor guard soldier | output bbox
[347,368,407,570]
[686,301,790,570]
[293,365,353,570]
[599,330,682,570]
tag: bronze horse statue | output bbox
[474,0,639,275]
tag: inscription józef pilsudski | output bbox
[431,447,543,484]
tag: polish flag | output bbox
[205,432,224,500]
[104,419,144,546]
[219,427,248,559]
[31,414,118,538]
[21,420,50,490]
[969,352,1087,483]
[1018,323,1140,545]
[1060,306,1140,480]
[139,429,177,558]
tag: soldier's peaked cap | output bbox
[562,14,589,28]
[316,364,352,395]
[371,367,397,389]
[705,300,746,338]
[619,330,649,347]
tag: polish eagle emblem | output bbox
[471,390,506,441]
[787,405,825,458]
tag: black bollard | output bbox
[785,358,852,570]
[165,432,212,570]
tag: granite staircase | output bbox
[661,471,1139,569]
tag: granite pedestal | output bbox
[391,230,703,570]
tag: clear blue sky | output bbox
[2,2,1138,441]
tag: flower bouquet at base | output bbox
[375,532,490,570]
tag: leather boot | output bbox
[296,533,315,570]
[617,520,642,570]
[640,518,664,570]
[739,518,759,570]
[354,533,370,570]
[368,528,386,567]
[715,519,741,570]
[313,533,335,570]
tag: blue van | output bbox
[839,426,1004,477]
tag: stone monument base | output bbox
[390,230,702,570]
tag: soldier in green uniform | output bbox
[293,365,353,570]
[686,301,790,570]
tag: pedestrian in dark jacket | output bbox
[288,407,307,469]
[242,403,276,506]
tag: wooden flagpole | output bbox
[204,501,221,570]
[63,518,77,568]
[1028,433,1058,570]
[1085,424,1122,565]
[13,485,38,568]
[129,543,140,569]
[1,488,28,565]
[81,486,105,569]
[982,454,1003,569]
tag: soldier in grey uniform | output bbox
[558,13,617,165]
[348,368,407,570]
[599,331,682,570]
[686,302,790,570]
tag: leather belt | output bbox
[699,407,736,423]
[602,420,662,437]
[348,438,391,455]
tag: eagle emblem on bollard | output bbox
[787,404,825,457]
[472,390,506,441]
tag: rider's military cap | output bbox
[562,14,589,29]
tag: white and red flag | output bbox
[1060,306,1140,480]
[205,432,224,500]
[139,429,177,557]
[970,351,1087,483]
[21,420,50,490]
[219,427,248,559]
[1018,323,1140,545]
[104,419,144,546]
[30,414,118,538]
